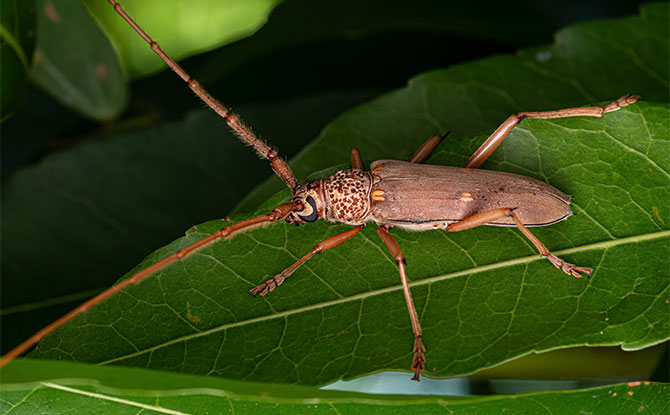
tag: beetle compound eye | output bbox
[297,196,318,222]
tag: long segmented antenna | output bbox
[107,0,298,190]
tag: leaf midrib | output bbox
[98,229,670,366]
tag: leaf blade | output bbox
[28,102,670,384]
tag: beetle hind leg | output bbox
[447,208,592,278]
[465,94,640,169]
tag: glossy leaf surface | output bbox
[28,99,669,384]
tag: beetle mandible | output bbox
[0,0,640,380]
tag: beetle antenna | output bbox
[106,0,298,190]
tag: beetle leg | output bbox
[250,225,364,296]
[377,226,426,381]
[447,208,592,278]
[408,132,449,164]
[350,147,364,171]
[465,94,640,169]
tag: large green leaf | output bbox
[27,99,669,384]
[1,360,668,414]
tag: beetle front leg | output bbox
[465,94,640,168]
[377,226,426,381]
[447,208,592,278]
[250,225,364,296]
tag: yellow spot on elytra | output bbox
[459,196,474,202]
[372,164,384,172]
[373,196,386,201]
[371,190,385,196]
[461,192,472,197]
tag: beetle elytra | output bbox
[0,1,640,381]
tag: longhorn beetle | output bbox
[0,0,639,380]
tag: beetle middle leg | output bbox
[377,226,426,381]
[408,133,449,164]
[447,208,593,278]
[465,94,640,168]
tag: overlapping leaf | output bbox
[31,0,127,120]
[85,0,283,77]
[1,360,668,414]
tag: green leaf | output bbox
[0,0,36,121]
[30,0,127,120]
[1,360,668,414]
[84,0,283,78]
[27,99,669,384]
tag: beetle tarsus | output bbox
[250,274,285,296]
[411,336,426,381]
[603,93,640,113]
[546,254,592,278]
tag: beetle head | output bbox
[285,181,325,225]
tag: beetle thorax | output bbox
[322,170,373,225]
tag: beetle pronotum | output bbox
[0,0,639,380]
